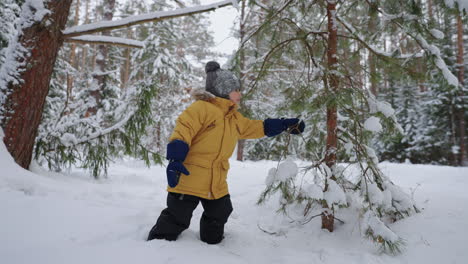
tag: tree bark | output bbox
[322,0,339,232]
[456,13,465,165]
[1,0,73,169]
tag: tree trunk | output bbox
[66,0,80,110]
[88,0,115,115]
[456,13,465,165]
[322,0,339,232]
[427,0,434,25]
[121,28,132,91]
[81,0,90,70]
[368,1,378,96]
[237,0,247,161]
[1,0,73,169]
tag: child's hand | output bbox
[264,118,305,137]
[167,161,190,188]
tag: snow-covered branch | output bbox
[65,35,144,48]
[336,16,424,60]
[414,34,459,87]
[63,0,234,38]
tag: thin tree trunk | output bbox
[427,0,434,25]
[456,13,465,165]
[82,0,90,70]
[66,0,80,111]
[322,0,339,232]
[368,2,378,96]
[1,0,73,169]
[121,28,132,91]
[237,0,247,161]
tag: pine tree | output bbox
[0,0,20,68]
[240,0,465,253]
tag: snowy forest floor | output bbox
[1,148,467,263]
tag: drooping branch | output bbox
[65,35,144,48]
[63,0,234,38]
[335,16,424,60]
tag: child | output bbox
[147,61,305,244]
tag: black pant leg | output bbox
[199,194,233,244]
[147,192,199,241]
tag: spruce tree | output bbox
[236,0,465,253]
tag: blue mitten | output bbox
[166,140,190,188]
[282,118,305,135]
[166,161,190,188]
[264,118,305,137]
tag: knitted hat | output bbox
[205,61,240,99]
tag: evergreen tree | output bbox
[236,0,466,253]
[0,0,20,67]
[34,0,216,178]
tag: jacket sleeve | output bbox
[169,101,206,146]
[235,111,265,139]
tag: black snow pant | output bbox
[147,192,233,244]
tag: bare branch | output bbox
[65,35,144,48]
[63,0,234,37]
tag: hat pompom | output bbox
[205,61,220,73]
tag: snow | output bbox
[429,29,444,40]
[323,180,347,206]
[377,101,395,117]
[367,182,384,206]
[68,35,145,48]
[63,0,234,36]
[265,159,299,184]
[28,0,50,24]
[60,133,78,147]
[368,97,395,118]
[415,34,459,87]
[362,211,399,243]
[276,159,298,182]
[1,134,468,263]
[364,116,383,133]
[302,183,323,200]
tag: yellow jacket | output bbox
[167,90,265,199]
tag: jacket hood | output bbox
[190,88,216,101]
[190,88,237,116]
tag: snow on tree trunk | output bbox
[322,0,339,233]
[0,0,73,169]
